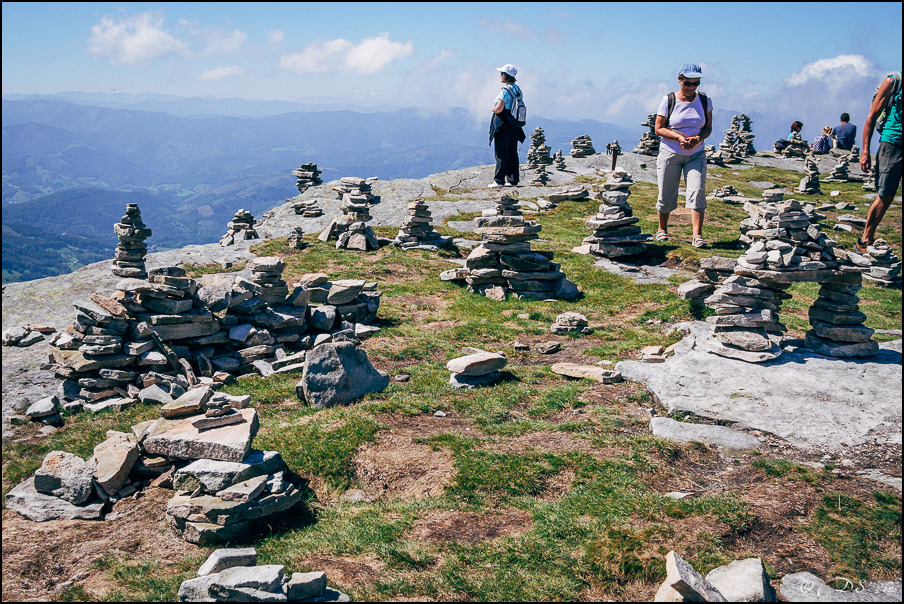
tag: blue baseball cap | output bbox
[678,63,703,78]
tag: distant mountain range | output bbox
[2,95,642,283]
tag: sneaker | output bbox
[488,182,503,188]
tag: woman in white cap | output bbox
[653,63,713,248]
[488,64,526,187]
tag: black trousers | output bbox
[494,126,520,185]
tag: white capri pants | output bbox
[656,147,707,213]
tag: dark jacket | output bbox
[489,111,526,146]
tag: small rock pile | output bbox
[633,114,661,155]
[529,164,550,186]
[860,239,903,287]
[862,166,878,192]
[292,199,323,217]
[319,178,379,251]
[178,548,350,602]
[552,149,567,171]
[582,168,651,258]
[796,154,822,194]
[823,155,851,182]
[804,271,878,358]
[220,210,259,247]
[780,132,809,157]
[550,312,591,334]
[761,188,785,203]
[446,350,507,390]
[440,195,579,301]
[569,135,596,157]
[738,198,819,246]
[248,257,290,306]
[291,162,323,193]
[112,203,152,278]
[2,323,55,348]
[391,197,451,249]
[526,126,553,168]
[705,144,738,166]
[286,227,305,249]
[676,257,739,303]
[536,187,589,211]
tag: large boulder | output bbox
[33,451,96,505]
[5,478,105,522]
[296,342,388,408]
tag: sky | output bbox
[2,2,903,139]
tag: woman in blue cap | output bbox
[488,64,526,187]
[653,63,713,248]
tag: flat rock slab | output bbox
[617,321,902,452]
[174,449,285,493]
[780,572,901,602]
[650,417,761,451]
[592,258,685,284]
[5,477,105,522]
[142,408,259,462]
[551,363,623,383]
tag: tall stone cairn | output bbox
[249,257,290,306]
[824,155,851,182]
[319,177,379,251]
[633,114,661,155]
[735,114,756,156]
[112,203,152,278]
[526,127,553,169]
[700,198,878,361]
[530,164,550,186]
[440,194,578,301]
[391,198,450,249]
[292,162,323,193]
[287,227,305,249]
[570,135,596,158]
[220,210,259,246]
[553,149,567,171]
[797,154,822,194]
[583,168,650,258]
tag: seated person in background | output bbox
[774,120,803,152]
[831,113,857,150]
[811,126,833,154]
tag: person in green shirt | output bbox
[857,71,902,253]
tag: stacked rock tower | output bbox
[319,177,379,251]
[582,169,651,258]
[391,197,451,249]
[220,210,259,247]
[441,194,578,301]
[633,114,661,155]
[291,162,323,193]
[112,203,152,278]
[570,135,596,158]
[526,126,553,169]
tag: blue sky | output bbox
[3,2,902,137]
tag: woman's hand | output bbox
[680,135,699,150]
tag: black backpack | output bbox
[665,91,709,128]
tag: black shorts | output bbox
[876,140,903,198]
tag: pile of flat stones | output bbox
[440,195,579,301]
[529,164,550,186]
[823,156,851,182]
[550,311,591,334]
[862,166,878,192]
[796,155,822,194]
[446,350,507,390]
[739,198,820,246]
[3,323,55,348]
[319,177,379,251]
[292,199,323,218]
[699,200,878,361]
[113,203,152,278]
[286,227,305,250]
[391,197,451,249]
[221,210,259,247]
[248,257,290,306]
[676,256,738,303]
[582,168,651,258]
[860,239,903,287]
[705,144,737,166]
[291,162,323,193]
[711,185,748,204]
[633,114,661,155]
[536,186,589,211]
[761,188,786,203]
[552,149,567,171]
[526,126,553,169]
[570,135,596,157]
[779,132,809,157]
[178,548,349,602]
[729,113,756,156]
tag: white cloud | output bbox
[198,65,247,81]
[280,33,413,75]
[785,55,877,87]
[88,13,188,65]
[202,29,247,55]
[267,30,285,46]
[476,18,564,44]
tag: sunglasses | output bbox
[680,79,701,87]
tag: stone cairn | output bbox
[292,199,323,218]
[178,548,350,602]
[570,135,596,157]
[391,197,451,249]
[862,165,878,192]
[291,162,323,193]
[286,227,305,250]
[529,164,550,186]
[698,199,879,361]
[550,311,592,335]
[221,209,259,247]
[582,168,651,258]
[796,154,822,194]
[553,149,567,171]
[778,132,809,157]
[446,350,508,390]
[824,155,852,182]
[526,126,553,168]
[861,239,903,288]
[319,176,379,251]
[112,204,152,279]
[536,187,589,211]
[633,114,661,155]
[440,194,579,301]
[728,114,756,156]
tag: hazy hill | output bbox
[1,96,637,283]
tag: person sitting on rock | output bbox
[810,126,834,154]
[831,113,857,150]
